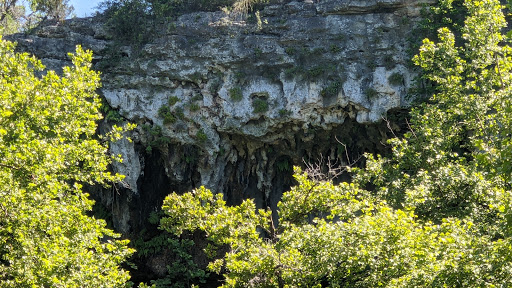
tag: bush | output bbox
[168,96,179,106]
[279,109,291,117]
[252,98,268,113]
[142,124,170,153]
[175,107,185,119]
[189,102,200,112]
[383,54,395,69]
[320,81,343,98]
[364,88,378,99]
[306,66,325,79]
[388,72,404,86]
[133,213,208,287]
[196,129,207,143]
[284,66,300,79]
[158,105,176,124]
[229,87,243,101]
[209,79,222,95]
[106,109,124,122]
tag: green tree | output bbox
[30,0,74,20]
[0,0,73,34]
[159,0,512,286]
[360,0,512,230]
[0,37,134,287]
[0,0,26,34]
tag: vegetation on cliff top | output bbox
[98,0,269,46]
[0,0,74,34]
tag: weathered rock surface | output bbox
[7,0,428,251]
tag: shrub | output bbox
[276,158,291,172]
[330,44,341,53]
[175,107,185,119]
[209,79,222,95]
[383,55,395,69]
[254,48,263,58]
[189,102,200,112]
[320,81,343,98]
[229,87,243,101]
[142,124,171,153]
[234,71,246,83]
[284,66,300,79]
[365,88,379,99]
[191,94,203,102]
[285,47,296,55]
[252,98,269,113]
[279,109,292,117]
[306,66,325,79]
[388,72,404,86]
[158,105,176,124]
[106,109,124,122]
[168,96,179,106]
[196,129,207,143]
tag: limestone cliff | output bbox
[6,0,429,281]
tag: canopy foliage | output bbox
[0,0,74,34]
[0,37,134,287]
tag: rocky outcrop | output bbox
[7,0,428,239]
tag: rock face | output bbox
[7,0,428,270]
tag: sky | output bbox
[69,0,103,17]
